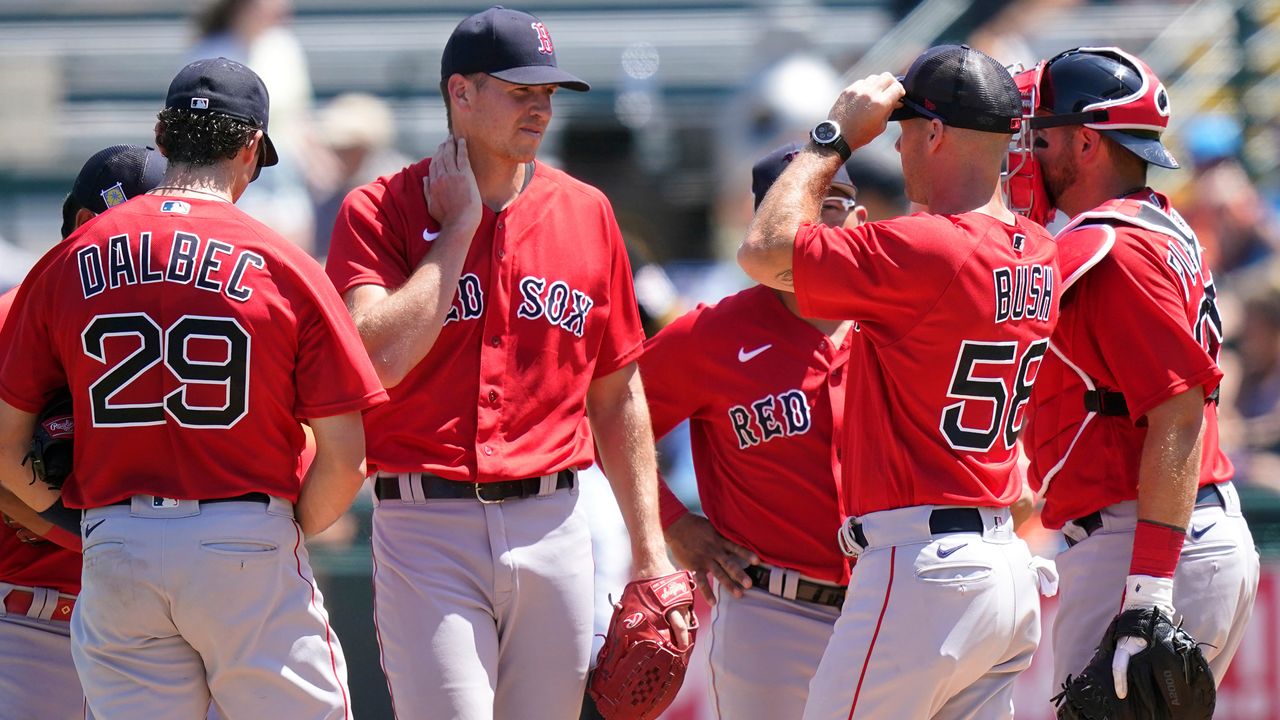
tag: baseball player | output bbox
[739,46,1059,719]
[0,143,166,720]
[644,142,862,719]
[324,7,691,719]
[0,57,387,720]
[1013,47,1259,695]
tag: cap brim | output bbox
[831,164,856,197]
[261,132,279,167]
[490,66,590,92]
[1100,130,1178,169]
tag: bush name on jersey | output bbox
[730,389,812,449]
[76,231,266,303]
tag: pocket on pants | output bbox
[914,542,995,586]
[199,539,279,559]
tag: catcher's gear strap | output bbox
[37,498,81,535]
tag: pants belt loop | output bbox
[0,583,12,617]
[767,568,784,596]
[29,587,56,621]
[781,570,801,601]
[538,472,557,497]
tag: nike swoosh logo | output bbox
[737,344,772,363]
[83,519,106,539]
[937,543,967,558]
[1189,522,1216,541]
[423,228,441,242]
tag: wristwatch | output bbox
[810,120,851,161]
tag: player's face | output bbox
[1032,125,1079,208]
[464,77,557,163]
[820,187,859,228]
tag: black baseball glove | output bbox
[1053,607,1215,720]
[23,390,74,490]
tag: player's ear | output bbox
[447,74,470,108]
[852,206,869,227]
[1076,128,1101,160]
[926,118,945,151]
[74,208,96,231]
[153,122,170,157]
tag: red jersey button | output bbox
[488,390,498,403]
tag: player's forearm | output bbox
[0,404,56,512]
[296,413,368,536]
[588,367,670,576]
[349,234,471,387]
[0,486,54,533]
[1136,388,1206,531]
[739,147,842,291]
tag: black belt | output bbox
[1066,483,1227,548]
[1084,387,1220,417]
[847,507,987,550]
[743,565,846,608]
[374,470,576,503]
[110,492,271,507]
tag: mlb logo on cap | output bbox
[191,97,210,109]
[100,182,127,208]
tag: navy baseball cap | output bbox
[752,143,856,210]
[71,145,167,214]
[441,6,590,91]
[165,57,279,166]
[889,44,1022,134]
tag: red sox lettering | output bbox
[442,273,483,325]
[516,275,595,337]
[729,389,812,449]
[76,231,266,303]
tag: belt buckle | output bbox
[474,483,506,504]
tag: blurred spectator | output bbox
[1222,279,1280,492]
[190,0,334,254]
[1176,115,1280,279]
[312,93,410,259]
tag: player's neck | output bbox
[149,167,239,203]
[469,153,532,212]
[774,289,847,337]
[925,169,1013,223]
[1060,167,1148,219]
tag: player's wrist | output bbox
[1121,574,1174,616]
[1128,519,1185,579]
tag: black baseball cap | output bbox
[71,145,167,214]
[441,6,589,92]
[752,143,856,210]
[889,44,1022,134]
[165,57,279,166]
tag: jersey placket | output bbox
[475,213,514,478]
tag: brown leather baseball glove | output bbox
[588,570,698,720]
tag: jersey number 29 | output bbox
[82,313,250,428]
[940,338,1049,452]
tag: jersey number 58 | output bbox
[939,338,1049,452]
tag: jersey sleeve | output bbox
[0,258,66,413]
[325,179,413,296]
[591,207,646,379]
[289,256,389,418]
[791,215,963,342]
[1073,232,1222,421]
[638,305,711,440]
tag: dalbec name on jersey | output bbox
[75,230,266,304]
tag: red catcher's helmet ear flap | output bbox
[1004,62,1056,226]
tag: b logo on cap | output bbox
[191,97,210,110]
[531,22,554,55]
[100,182,127,209]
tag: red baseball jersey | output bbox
[326,159,645,480]
[0,197,387,508]
[642,285,851,584]
[793,212,1059,516]
[0,289,80,595]
[1026,191,1232,528]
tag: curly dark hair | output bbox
[156,107,258,166]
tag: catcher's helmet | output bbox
[1030,47,1178,169]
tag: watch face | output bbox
[814,122,838,143]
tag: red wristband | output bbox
[1128,520,1185,579]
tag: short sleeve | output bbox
[325,180,413,296]
[639,305,710,440]
[0,259,66,413]
[290,257,389,418]
[791,216,964,342]
[1074,237,1221,420]
[591,207,646,378]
